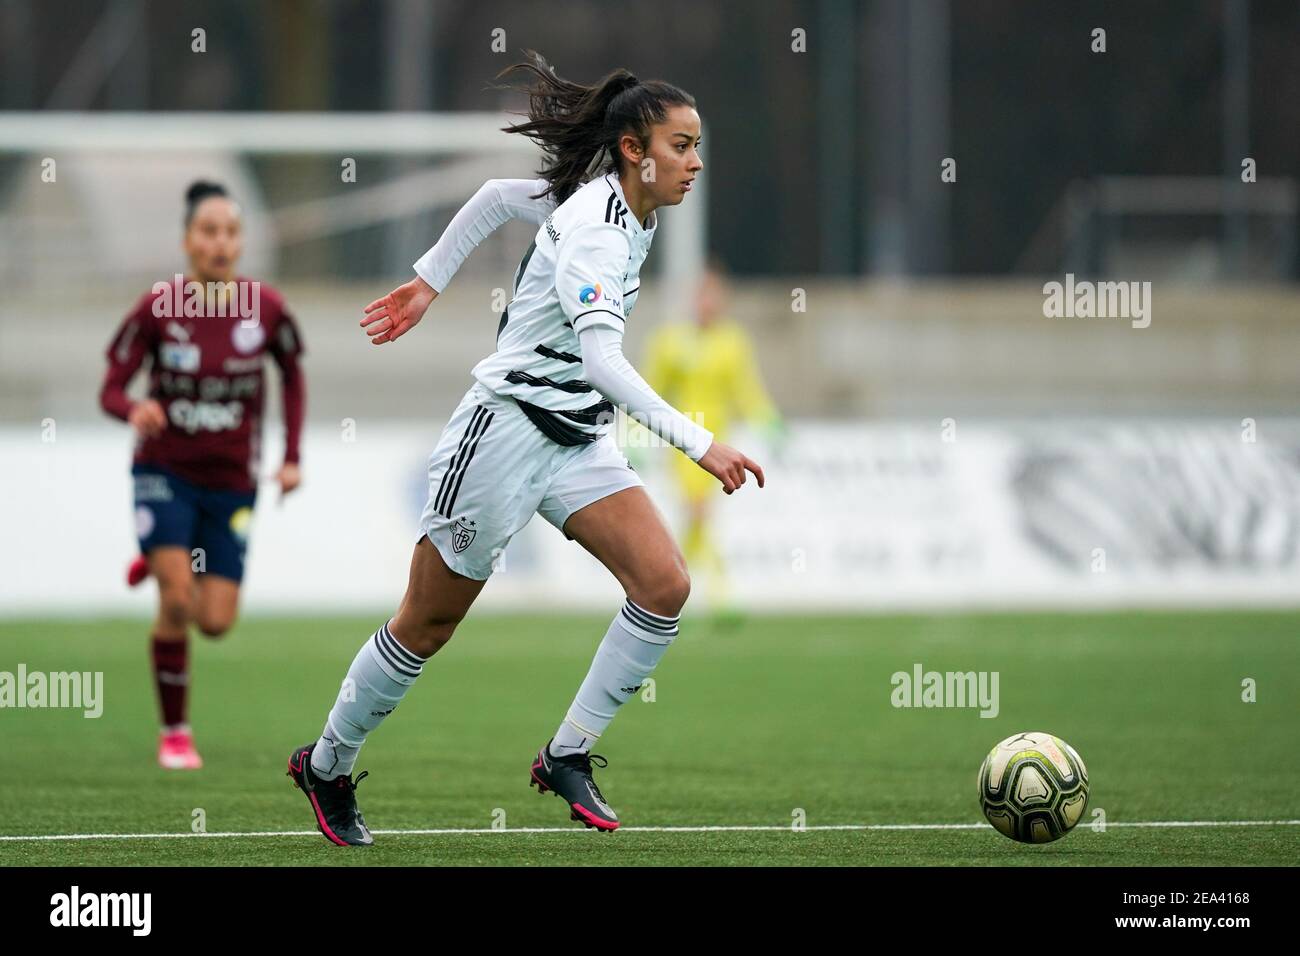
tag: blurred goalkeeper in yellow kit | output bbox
[640,260,784,618]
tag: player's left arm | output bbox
[622,324,678,458]
[560,223,763,494]
[580,325,763,495]
[364,178,555,346]
[412,178,554,294]
[101,295,165,436]
[267,305,307,497]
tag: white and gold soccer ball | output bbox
[978,731,1089,844]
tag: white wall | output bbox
[5,419,1300,616]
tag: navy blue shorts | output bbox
[132,464,257,583]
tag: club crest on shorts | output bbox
[450,517,477,553]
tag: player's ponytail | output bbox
[495,50,695,205]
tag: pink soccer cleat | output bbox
[158,728,203,770]
[127,555,150,588]
[529,739,620,831]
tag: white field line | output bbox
[2,819,1298,843]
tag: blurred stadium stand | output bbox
[2,0,1298,613]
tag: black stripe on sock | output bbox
[623,604,678,631]
[621,606,677,636]
[379,623,425,669]
[622,603,678,635]
[624,601,679,629]
[370,633,421,679]
[626,599,679,625]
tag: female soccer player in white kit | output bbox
[288,52,764,845]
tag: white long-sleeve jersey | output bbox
[413,178,554,294]
[411,174,713,461]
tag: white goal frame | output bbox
[0,110,706,291]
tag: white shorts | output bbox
[417,381,644,579]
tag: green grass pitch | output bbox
[2,611,1297,866]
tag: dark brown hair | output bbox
[184,180,228,226]
[494,50,696,205]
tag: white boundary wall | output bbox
[5,420,1300,616]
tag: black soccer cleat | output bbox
[529,739,620,831]
[286,743,374,846]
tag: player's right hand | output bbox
[127,399,167,439]
[697,440,765,495]
[361,276,438,345]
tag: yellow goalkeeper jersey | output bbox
[644,318,778,441]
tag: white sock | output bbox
[311,619,428,780]
[549,599,680,757]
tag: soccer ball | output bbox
[978,731,1089,844]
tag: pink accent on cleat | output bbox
[127,556,150,588]
[286,748,352,846]
[570,802,619,831]
[308,791,349,846]
[158,729,203,770]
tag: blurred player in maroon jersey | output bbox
[99,181,306,769]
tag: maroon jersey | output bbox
[100,276,306,493]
